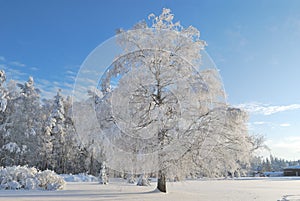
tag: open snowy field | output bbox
[0,178,300,201]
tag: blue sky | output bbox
[0,0,300,160]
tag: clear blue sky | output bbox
[1,0,300,160]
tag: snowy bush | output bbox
[127,174,136,184]
[24,178,37,190]
[136,174,151,186]
[99,162,108,184]
[2,142,21,153]
[0,166,65,190]
[36,170,65,190]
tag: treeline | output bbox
[0,70,272,178]
[251,155,300,172]
[0,71,101,175]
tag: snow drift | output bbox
[60,173,98,182]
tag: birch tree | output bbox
[97,8,227,192]
[71,8,256,192]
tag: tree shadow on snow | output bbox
[278,195,300,201]
[0,188,166,200]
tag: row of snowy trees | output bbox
[0,72,101,174]
[251,155,300,172]
[0,68,264,178]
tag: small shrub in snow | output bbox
[137,174,151,186]
[127,174,136,184]
[36,170,65,190]
[0,166,65,190]
[99,162,108,184]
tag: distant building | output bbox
[283,165,300,176]
[263,171,283,177]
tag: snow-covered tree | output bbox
[38,98,55,170]
[0,77,20,166]
[1,76,42,166]
[194,108,251,177]
[96,8,230,192]
[136,173,150,186]
[0,70,9,165]
[99,162,108,184]
[63,95,88,174]
[0,70,8,112]
[91,8,263,192]
[45,90,78,173]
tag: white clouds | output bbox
[243,102,298,159]
[253,121,269,125]
[236,102,300,115]
[267,136,300,160]
[66,70,77,75]
[0,56,77,99]
[0,56,39,76]
[0,64,7,69]
[5,68,28,80]
[0,57,38,72]
[30,67,39,71]
[65,70,77,81]
[279,123,291,127]
[10,61,26,67]
[35,77,75,100]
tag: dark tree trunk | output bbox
[155,74,167,193]
[89,153,94,175]
[157,169,167,193]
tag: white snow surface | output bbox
[0,177,300,200]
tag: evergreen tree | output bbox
[46,90,68,173]
[1,77,42,166]
[99,162,108,184]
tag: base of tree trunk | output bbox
[157,171,167,193]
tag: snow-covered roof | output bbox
[284,165,300,170]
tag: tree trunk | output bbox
[89,153,94,175]
[157,169,167,193]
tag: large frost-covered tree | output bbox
[96,8,245,192]
[88,8,266,192]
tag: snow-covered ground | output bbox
[0,177,300,201]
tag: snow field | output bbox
[0,178,300,201]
